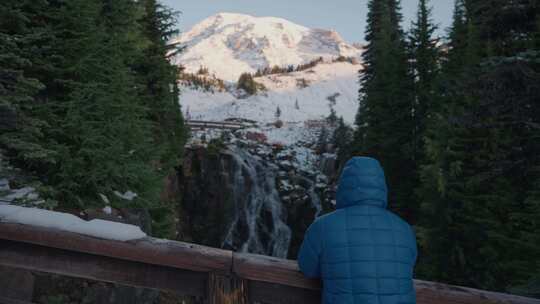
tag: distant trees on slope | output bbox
[237,72,267,96]
[253,55,359,78]
[179,71,226,93]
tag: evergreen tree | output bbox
[408,0,440,163]
[354,0,417,222]
[332,117,354,168]
[0,0,57,170]
[327,107,338,126]
[275,105,281,120]
[136,0,187,171]
[0,0,189,236]
[418,0,540,291]
[237,73,257,95]
[49,0,158,206]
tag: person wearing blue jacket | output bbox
[298,157,417,304]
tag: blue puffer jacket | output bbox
[298,157,417,304]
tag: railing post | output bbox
[208,272,248,304]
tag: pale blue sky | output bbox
[161,0,454,43]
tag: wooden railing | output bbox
[0,223,539,304]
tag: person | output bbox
[298,157,417,304]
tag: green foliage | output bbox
[408,0,440,163]
[253,57,324,77]
[275,105,282,119]
[136,0,188,171]
[207,138,225,156]
[197,65,209,75]
[416,0,540,293]
[354,0,418,222]
[353,0,540,294]
[0,0,188,234]
[0,0,56,170]
[332,117,354,168]
[237,72,259,95]
[179,72,226,92]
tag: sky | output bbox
[161,0,454,43]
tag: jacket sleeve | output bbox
[297,220,323,278]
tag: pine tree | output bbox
[47,0,157,206]
[237,73,257,95]
[408,0,440,163]
[275,105,281,120]
[332,117,354,168]
[418,0,540,291]
[136,0,187,170]
[0,0,57,170]
[354,0,417,222]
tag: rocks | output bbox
[245,131,268,143]
[178,124,337,260]
[0,185,43,206]
[278,160,294,171]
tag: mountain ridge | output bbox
[174,12,362,82]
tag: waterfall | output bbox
[307,183,322,218]
[222,146,292,258]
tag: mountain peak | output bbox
[174,13,361,81]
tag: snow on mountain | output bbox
[182,61,360,125]
[174,12,362,82]
[176,12,362,145]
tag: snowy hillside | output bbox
[174,12,362,82]
[182,61,361,125]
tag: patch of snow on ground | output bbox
[1,187,36,202]
[0,205,146,241]
[262,123,318,145]
[0,179,9,192]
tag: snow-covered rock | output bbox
[114,190,138,201]
[102,206,112,215]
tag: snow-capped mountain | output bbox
[174,12,362,81]
[176,13,363,138]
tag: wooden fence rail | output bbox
[0,223,539,304]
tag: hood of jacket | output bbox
[336,157,388,209]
